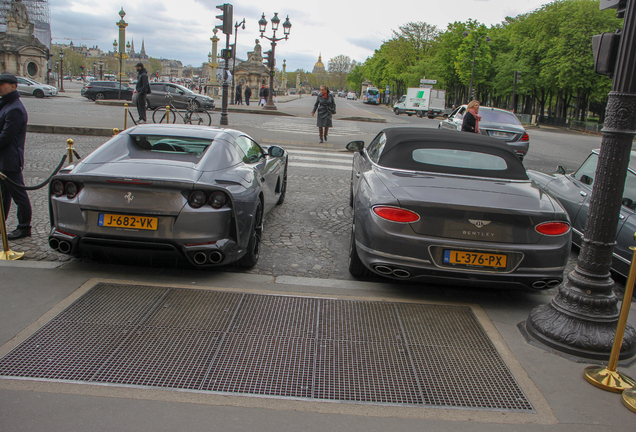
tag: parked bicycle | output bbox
[152,94,212,126]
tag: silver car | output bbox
[48,124,288,268]
[133,82,216,110]
[347,128,571,290]
[439,105,529,160]
[16,76,57,98]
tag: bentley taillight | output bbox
[535,221,570,235]
[373,206,420,223]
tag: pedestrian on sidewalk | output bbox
[0,73,32,240]
[235,83,243,105]
[461,100,481,133]
[244,85,252,106]
[311,85,336,143]
[135,62,150,124]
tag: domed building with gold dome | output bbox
[312,54,325,74]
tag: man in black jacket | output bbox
[135,62,150,124]
[0,74,31,240]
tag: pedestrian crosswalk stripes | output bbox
[262,117,362,136]
[286,148,352,171]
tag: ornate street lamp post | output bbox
[525,1,636,360]
[116,8,128,100]
[59,51,64,92]
[230,18,245,105]
[55,59,59,89]
[259,12,291,111]
[463,31,490,101]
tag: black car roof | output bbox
[377,128,528,180]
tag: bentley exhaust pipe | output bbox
[547,280,561,288]
[193,252,208,265]
[209,251,223,264]
[374,265,393,275]
[392,269,411,278]
[49,238,60,251]
[532,280,547,289]
[57,241,72,254]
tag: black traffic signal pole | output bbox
[526,0,636,360]
[216,3,233,126]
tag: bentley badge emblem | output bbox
[124,192,133,204]
[469,219,491,228]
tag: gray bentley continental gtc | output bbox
[346,128,571,290]
[48,124,288,268]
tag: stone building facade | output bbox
[232,40,278,93]
[0,0,47,82]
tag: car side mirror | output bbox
[268,145,285,158]
[346,141,364,153]
[557,165,567,174]
[580,174,594,185]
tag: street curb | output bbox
[27,124,117,137]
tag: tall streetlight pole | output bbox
[230,18,245,105]
[463,31,490,101]
[59,51,64,92]
[116,8,128,101]
[259,12,291,111]
[525,0,636,360]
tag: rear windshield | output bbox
[132,135,211,157]
[412,148,508,171]
[367,89,379,95]
[480,110,521,125]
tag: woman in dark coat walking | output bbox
[311,85,336,143]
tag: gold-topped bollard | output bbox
[66,139,74,164]
[113,128,120,135]
[165,105,170,123]
[584,233,636,395]
[124,103,128,129]
[0,175,24,260]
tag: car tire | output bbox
[416,111,424,118]
[95,93,105,100]
[34,89,44,98]
[394,108,399,115]
[276,161,288,205]
[348,219,372,277]
[407,113,413,117]
[237,200,263,268]
[428,116,435,119]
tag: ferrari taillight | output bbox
[535,221,570,236]
[373,206,420,223]
[51,180,81,199]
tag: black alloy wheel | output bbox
[238,200,263,268]
[348,215,372,277]
[34,89,44,98]
[95,92,105,100]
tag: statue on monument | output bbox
[7,0,33,33]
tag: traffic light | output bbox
[264,50,274,68]
[220,48,233,60]
[216,3,233,35]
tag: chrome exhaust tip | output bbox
[392,269,411,278]
[49,238,60,251]
[547,279,562,288]
[193,252,208,265]
[374,265,393,275]
[209,251,223,264]
[532,280,547,289]
[57,240,72,254]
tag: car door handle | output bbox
[580,191,588,197]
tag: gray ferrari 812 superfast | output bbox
[48,124,288,268]
[346,128,571,290]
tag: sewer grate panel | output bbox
[0,283,534,412]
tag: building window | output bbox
[26,62,38,77]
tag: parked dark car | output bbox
[48,124,288,268]
[133,82,215,110]
[528,149,636,278]
[81,81,133,101]
[439,105,530,161]
[346,128,571,290]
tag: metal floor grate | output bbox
[0,283,533,412]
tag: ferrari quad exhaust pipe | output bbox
[193,252,208,265]
[532,280,561,289]
[374,265,411,278]
[49,238,59,251]
[57,240,72,254]
[209,251,223,264]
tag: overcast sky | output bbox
[52,0,552,71]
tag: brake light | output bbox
[373,206,420,223]
[521,133,529,142]
[535,221,570,236]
